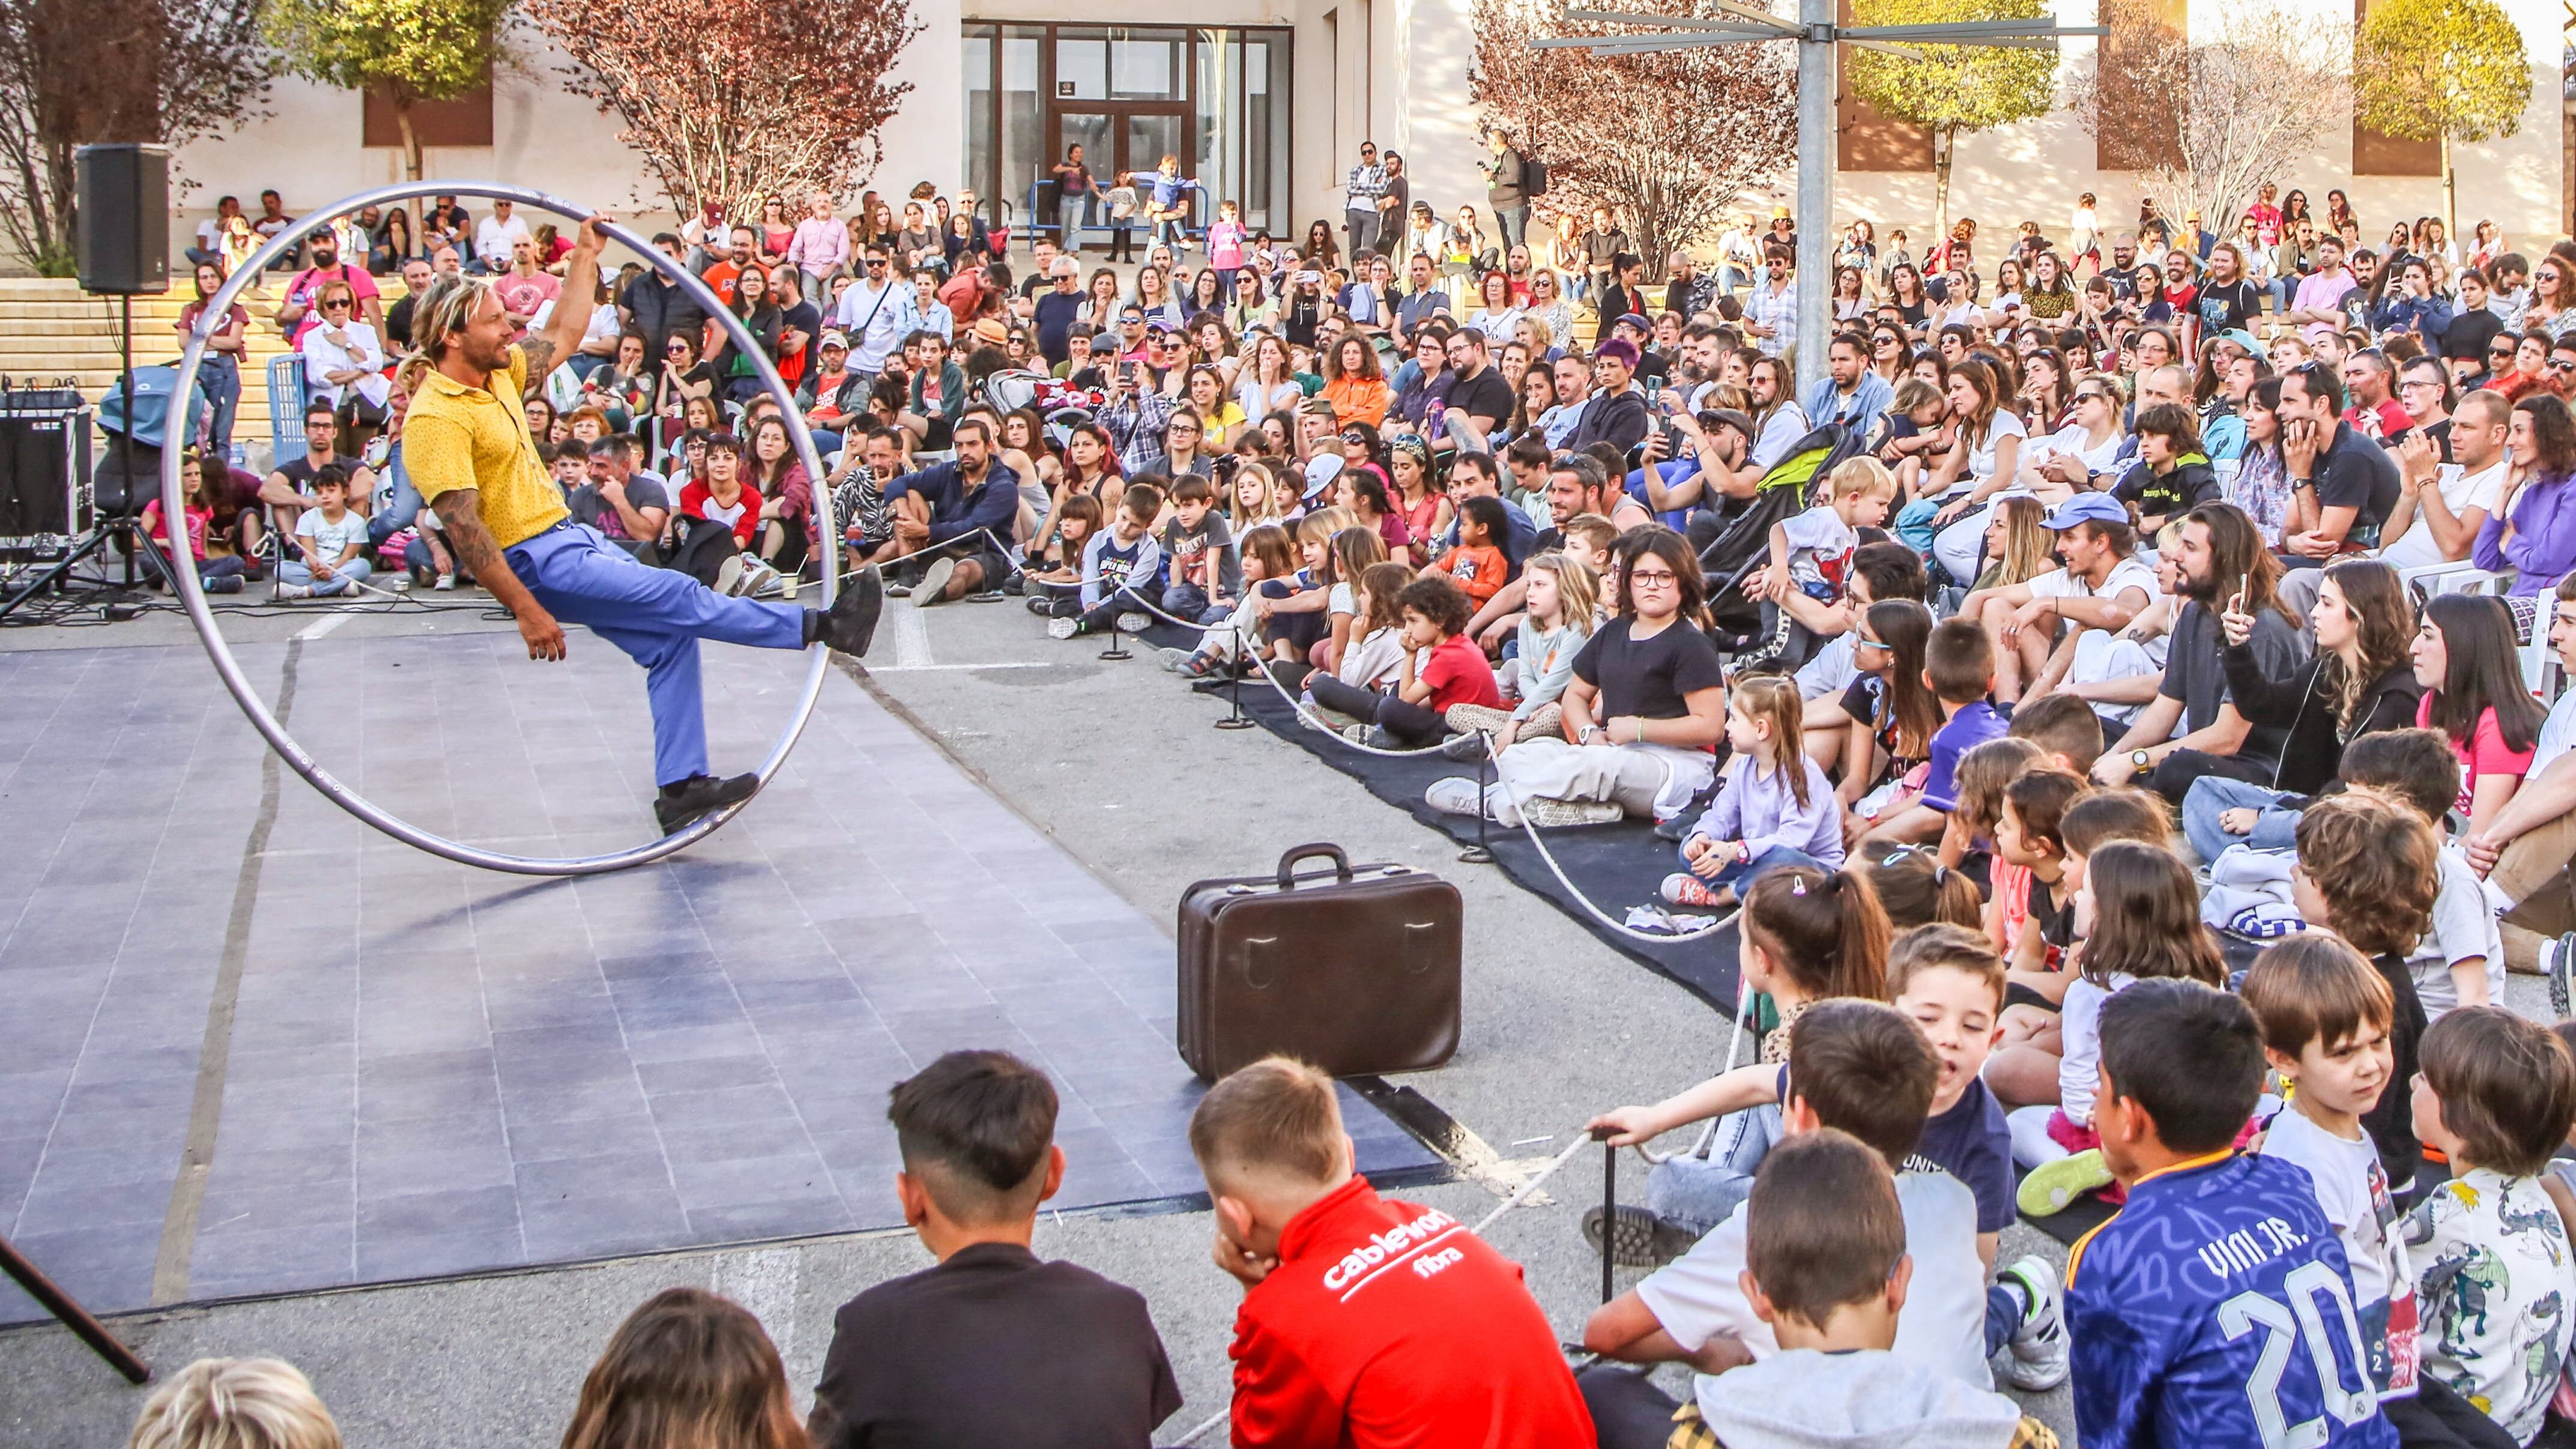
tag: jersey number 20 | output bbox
[2219,1261,2380,1449]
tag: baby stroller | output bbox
[1698,422,1862,672]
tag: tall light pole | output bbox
[1535,4,2103,392]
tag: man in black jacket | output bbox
[1565,337,1652,456]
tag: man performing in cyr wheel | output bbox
[402,216,884,835]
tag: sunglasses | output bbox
[863,258,887,268]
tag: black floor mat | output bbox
[1167,640,1743,1015]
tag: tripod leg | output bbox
[0,1233,151,1383]
[0,530,113,623]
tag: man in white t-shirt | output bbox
[2378,389,2508,572]
[1959,492,2157,703]
[2467,578,2576,987]
[1580,1003,1993,1402]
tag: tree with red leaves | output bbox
[1470,0,1796,278]
[522,0,921,217]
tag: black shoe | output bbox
[812,566,884,655]
[655,772,760,835]
[1652,815,1690,843]
[1002,573,1027,596]
[1580,1205,1698,1268]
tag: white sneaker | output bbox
[715,554,747,597]
[276,582,312,599]
[433,574,455,591]
[913,557,956,607]
[736,558,780,597]
[1115,611,1152,633]
[1424,778,1490,818]
[1522,797,1625,828]
[1996,1256,2070,1391]
[1046,617,1080,640]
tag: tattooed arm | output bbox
[521,214,610,394]
[431,489,565,659]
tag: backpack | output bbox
[1523,152,1549,199]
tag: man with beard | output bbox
[2092,502,2308,801]
[402,217,885,835]
[275,229,384,343]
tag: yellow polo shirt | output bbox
[402,345,569,548]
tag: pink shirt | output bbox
[2417,696,2536,817]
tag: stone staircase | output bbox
[0,276,404,454]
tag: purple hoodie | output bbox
[2473,472,2576,596]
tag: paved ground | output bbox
[0,582,2090,1446]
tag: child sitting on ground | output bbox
[1423,495,1511,611]
[1043,483,1166,638]
[1253,511,1344,671]
[1864,617,2007,846]
[1982,787,2169,1107]
[1582,1000,1997,1396]
[1585,865,1891,1260]
[1023,493,1103,588]
[1441,549,1597,756]
[2006,690,2109,778]
[2243,937,2425,1418]
[2407,1008,2576,1447]
[1163,522,1295,680]
[1578,1131,2057,1449]
[1664,677,1845,911]
[1304,561,1413,726]
[1190,1057,1594,1447]
[1997,769,2090,985]
[2011,841,2228,1212]
[2067,980,2392,1449]
[129,1358,342,1449]
[807,1050,1181,1447]
[279,465,373,599]
[1304,574,1499,750]
[1947,736,2044,885]
[1155,474,1241,624]
[2291,793,2437,1187]
[2339,731,2498,1020]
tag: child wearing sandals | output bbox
[1663,677,1844,912]
[1442,549,1597,758]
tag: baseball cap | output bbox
[818,329,848,350]
[2042,492,2130,531]
[1302,454,1346,500]
[2217,328,2261,354]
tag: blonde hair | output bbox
[1522,551,1598,632]
[129,1358,340,1449]
[409,273,495,359]
[1987,495,2053,587]
[1731,676,1810,808]
[1189,1056,1346,1184]
[1822,455,1897,502]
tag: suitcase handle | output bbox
[1274,842,1354,889]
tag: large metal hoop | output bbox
[163,183,838,875]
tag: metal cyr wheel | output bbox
[161,183,839,876]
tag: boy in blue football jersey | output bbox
[2067,979,2395,1449]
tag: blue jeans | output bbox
[1645,1103,1779,1235]
[1673,840,1824,888]
[504,522,805,787]
[196,355,240,457]
[2181,775,2300,863]
[281,557,372,596]
[369,453,424,546]
[1161,581,1226,624]
[1495,205,1527,253]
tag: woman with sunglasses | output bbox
[2017,375,2123,504]
[299,280,391,455]
[2529,255,2576,343]
[2492,331,2556,403]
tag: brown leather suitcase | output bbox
[1177,843,1463,1081]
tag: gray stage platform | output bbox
[0,631,1433,1323]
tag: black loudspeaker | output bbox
[75,144,171,295]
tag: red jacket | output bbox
[1228,1175,1593,1449]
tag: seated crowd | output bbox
[148,178,2576,1449]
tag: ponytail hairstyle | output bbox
[1730,676,1810,808]
[1329,524,1388,586]
[1742,867,1893,1005]
[1866,600,1941,761]
[1860,842,1985,931]
[2078,841,2225,989]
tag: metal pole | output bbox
[1793,0,1835,395]
[1,1233,150,1382]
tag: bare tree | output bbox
[2073,0,2351,233]
[1471,0,1797,278]
[521,0,920,219]
[0,0,271,274]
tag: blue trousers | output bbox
[2180,775,2300,864]
[504,523,804,787]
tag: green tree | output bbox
[268,0,507,181]
[1844,0,2058,240]
[2352,0,2530,242]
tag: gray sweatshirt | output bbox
[1696,1348,2025,1449]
